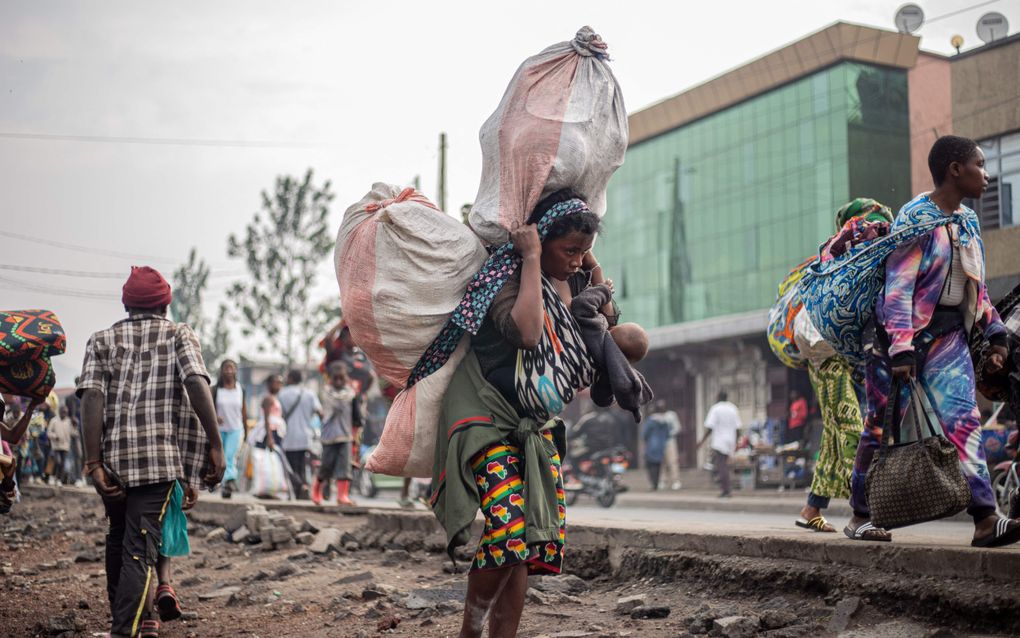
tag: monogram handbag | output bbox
[865,379,970,529]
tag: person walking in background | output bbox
[792,199,890,533]
[649,400,683,490]
[786,389,809,446]
[251,374,285,450]
[313,361,362,506]
[278,369,322,500]
[77,266,224,638]
[642,410,671,491]
[213,359,247,499]
[698,391,741,498]
[64,377,84,484]
[847,136,1020,546]
[45,406,73,484]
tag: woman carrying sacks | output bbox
[430,189,609,638]
[846,136,1018,546]
[794,198,893,533]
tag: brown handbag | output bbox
[865,379,971,530]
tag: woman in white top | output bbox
[213,359,248,498]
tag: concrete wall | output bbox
[951,37,1020,141]
[908,53,953,194]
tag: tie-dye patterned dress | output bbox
[849,194,1008,521]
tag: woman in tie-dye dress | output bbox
[845,136,1017,546]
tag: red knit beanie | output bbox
[122,266,173,309]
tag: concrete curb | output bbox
[353,509,1020,584]
[28,485,1000,582]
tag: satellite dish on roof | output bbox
[976,12,1009,44]
[894,4,925,34]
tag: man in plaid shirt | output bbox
[77,266,224,638]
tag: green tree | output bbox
[227,168,335,365]
[171,248,231,368]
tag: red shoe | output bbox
[311,478,325,505]
[336,479,356,506]
[138,619,160,637]
[155,584,182,622]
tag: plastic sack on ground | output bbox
[335,184,488,477]
[468,26,628,245]
[249,448,290,500]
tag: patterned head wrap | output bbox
[408,197,593,386]
[835,198,894,229]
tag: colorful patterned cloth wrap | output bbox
[0,310,66,400]
[766,258,813,369]
[470,431,565,574]
[409,197,594,388]
[834,197,894,229]
[807,357,862,500]
[513,275,595,421]
[822,218,891,261]
[800,207,959,365]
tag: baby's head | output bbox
[609,322,649,364]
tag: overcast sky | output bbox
[0,0,1010,386]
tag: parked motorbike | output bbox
[562,446,630,508]
[991,429,1019,517]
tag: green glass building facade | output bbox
[601,62,911,329]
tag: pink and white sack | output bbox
[468,26,628,245]
[334,184,487,476]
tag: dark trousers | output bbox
[645,462,662,491]
[285,450,307,497]
[103,481,175,637]
[49,450,68,483]
[713,450,731,495]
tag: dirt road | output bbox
[0,488,1004,638]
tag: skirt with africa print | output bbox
[470,431,566,574]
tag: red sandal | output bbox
[155,584,182,622]
[138,619,160,638]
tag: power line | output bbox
[0,131,339,149]
[0,274,120,300]
[926,0,1001,23]
[0,263,244,277]
[0,230,236,270]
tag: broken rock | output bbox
[310,528,343,554]
[826,596,862,633]
[631,606,671,620]
[712,616,758,638]
[615,594,647,615]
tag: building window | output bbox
[971,131,1020,230]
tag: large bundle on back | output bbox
[335,184,488,476]
[469,26,628,245]
[0,310,66,399]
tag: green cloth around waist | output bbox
[431,351,561,558]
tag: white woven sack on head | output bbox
[469,26,628,245]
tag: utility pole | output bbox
[437,132,447,212]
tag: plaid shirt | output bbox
[76,314,211,489]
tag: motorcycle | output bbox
[562,446,630,508]
[991,428,1019,517]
